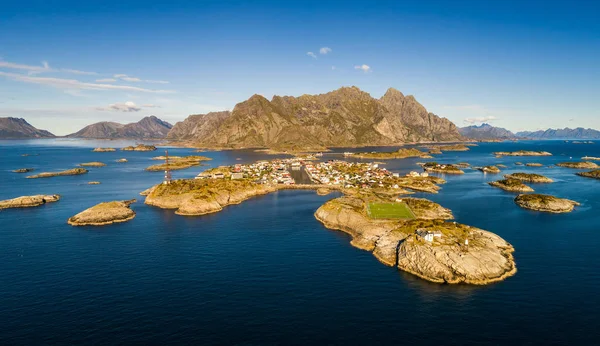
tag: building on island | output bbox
[416,229,442,242]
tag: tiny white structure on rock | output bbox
[416,229,442,242]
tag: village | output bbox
[194,156,432,191]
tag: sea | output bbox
[1,139,599,345]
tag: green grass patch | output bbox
[367,202,416,220]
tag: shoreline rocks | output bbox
[0,195,60,209]
[514,194,579,213]
[26,168,88,179]
[68,199,136,226]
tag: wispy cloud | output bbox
[0,71,175,93]
[96,78,117,83]
[142,104,160,108]
[307,52,317,59]
[0,59,97,75]
[319,47,332,55]
[113,74,169,84]
[354,64,371,72]
[464,115,498,124]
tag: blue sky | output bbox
[1,0,599,135]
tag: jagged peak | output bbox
[383,87,405,98]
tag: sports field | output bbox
[367,202,416,220]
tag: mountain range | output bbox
[459,123,516,140]
[167,86,463,149]
[516,127,600,139]
[66,116,173,139]
[0,117,55,139]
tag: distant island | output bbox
[459,123,516,140]
[517,127,600,139]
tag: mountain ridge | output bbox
[0,117,55,139]
[167,86,464,149]
[516,127,600,139]
[459,123,516,140]
[67,116,173,139]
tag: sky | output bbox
[1,0,599,135]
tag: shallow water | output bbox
[1,139,599,345]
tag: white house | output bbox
[416,229,442,242]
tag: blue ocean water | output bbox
[1,139,599,345]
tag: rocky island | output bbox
[489,179,534,192]
[556,161,599,169]
[423,162,465,174]
[494,150,552,157]
[13,168,34,173]
[514,194,579,213]
[504,173,553,183]
[68,199,136,226]
[146,155,211,171]
[0,195,60,209]
[92,147,116,152]
[116,158,128,163]
[525,163,544,167]
[424,144,471,152]
[79,162,106,167]
[314,194,516,284]
[351,148,432,160]
[478,166,501,173]
[577,170,600,180]
[26,168,88,179]
[122,144,157,151]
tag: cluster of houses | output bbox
[416,229,443,242]
[196,158,315,185]
[305,160,404,189]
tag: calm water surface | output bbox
[1,139,599,345]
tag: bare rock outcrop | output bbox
[514,194,579,213]
[0,195,60,209]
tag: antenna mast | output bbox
[164,149,172,184]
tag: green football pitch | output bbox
[367,202,416,220]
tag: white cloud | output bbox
[307,52,317,59]
[0,71,175,93]
[354,64,371,72]
[96,78,117,82]
[319,47,332,55]
[97,101,141,112]
[463,115,498,124]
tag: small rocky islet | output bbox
[79,162,106,167]
[504,172,553,183]
[577,170,600,180]
[0,195,60,209]
[494,150,552,157]
[146,155,211,171]
[122,144,157,151]
[514,194,579,213]
[68,199,137,226]
[26,167,88,179]
[556,161,599,169]
[489,179,534,192]
[92,147,116,152]
[351,148,433,160]
[13,168,34,173]
[478,165,501,173]
[422,162,465,174]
